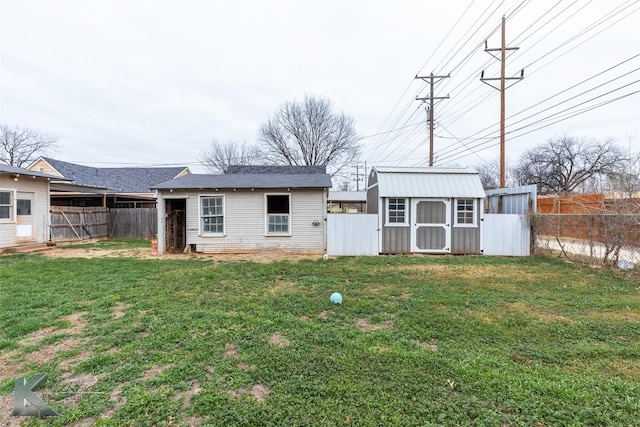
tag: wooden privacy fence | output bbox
[50,207,157,242]
[50,206,109,241]
[110,208,157,239]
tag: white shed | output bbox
[151,166,332,255]
[366,167,486,254]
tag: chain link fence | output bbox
[533,213,640,267]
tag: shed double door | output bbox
[411,198,451,253]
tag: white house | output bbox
[151,166,332,255]
[0,164,64,249]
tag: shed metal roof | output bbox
[328,191,367,202]
[152,173,332,190]
[372,167,485,198]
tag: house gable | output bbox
[28,158,64,178]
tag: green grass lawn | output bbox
[1,240,639,426]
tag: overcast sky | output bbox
[1,0,639,180]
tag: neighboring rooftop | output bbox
[30,157,190,194]
[328,191,367,202]
[226,165,327,175]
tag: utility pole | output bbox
[352,163,368,191]
[415,73,450,166]
[352,164,361,191]
[481,15,523,188]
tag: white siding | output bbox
[0,177,50,248]
[159,189,327,254]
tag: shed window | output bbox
[0,191,12,220]
[266,194,290,234]
[200,196,224,234]
[456,199,476,225]
[386,198,407,225]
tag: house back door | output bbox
[16,192,35,242]
[411,198,451,253]
[165,199,186,253]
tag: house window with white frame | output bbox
[0,191,12,220]
[200,195,224,234]
[456,199,476,225]
[386,198,407,225]
[266,194,290,234]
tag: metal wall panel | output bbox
[327,214,378,256]
[482,214,530,256]
[451,227,480,254]
[485,185,537,214]
[381,226,411,254]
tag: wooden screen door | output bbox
[411,198,451,253]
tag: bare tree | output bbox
[258,94,359,175]
[512,136,627,194]
[598,146,640,264]
[474,158,516,190]
[199,139,262,174]
[0,124,59,167]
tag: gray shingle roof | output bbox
[152,173,332,190]
[41,157,189,193]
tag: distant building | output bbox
[28,157,190,208]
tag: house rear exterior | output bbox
[152,166,331,255]
[367,167,486,254]
[0,165,62,249]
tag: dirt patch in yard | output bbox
[40,244,323,263]
[414,340,438,351]
[223,343,239,360]
[352,318,395,331]
[269,333,291,348]
[113,302,131,319]
[142,364,172,381]
[181,380,202,409]
[227,383,271,403]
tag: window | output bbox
[0,191,12,220]
[456,199,476,225]
[200,196,224,235]
[17,199,31,216]
[386,198,407,225]
[266,194,290,234]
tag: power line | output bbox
[435,57,640,160]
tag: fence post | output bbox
[589,215,594,262]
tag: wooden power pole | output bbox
[415,73,450,166]
[481,16,523,188]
